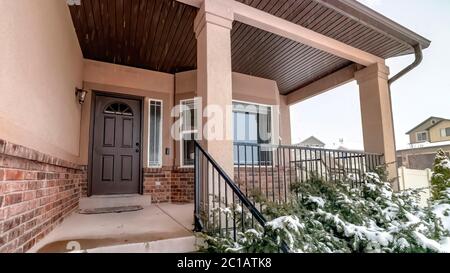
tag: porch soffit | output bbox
[69,0,428,95]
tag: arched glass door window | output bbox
[104,102,134,116]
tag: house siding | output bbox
[429,120,450,143]
[408,118,442,144]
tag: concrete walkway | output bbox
[29,203,194,253]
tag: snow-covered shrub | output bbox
[431,149,450,203]
[199,173,450,253]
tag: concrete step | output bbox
[73,236,200,253]
[79,194,152,210]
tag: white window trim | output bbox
[416,131,428,142]
[179,98,199,168]
[232,100,275,167]
[180,131,197,168]
[441,127,450,137]
[148,99,163,168]
[178,99,276,168]
[232,99,275,145]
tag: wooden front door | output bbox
[91,94,142,195]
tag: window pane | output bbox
[182,133,198,166]
[232,102,272,165]
[234,112,247,142]
[149,101,162,167]
[182,99,198,131]
[417,132,427,142]
[446,128,450,137]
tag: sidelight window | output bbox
[148,100,162,167]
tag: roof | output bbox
[397,140,450,152]
[298,136,326,146]
[406,117,449,134]
[69,0,431,94]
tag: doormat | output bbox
[79,205,144,215]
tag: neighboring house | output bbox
[296,136,326,148]
[0,0,430,253]
[397,142,450,170]
[406,117,450,144]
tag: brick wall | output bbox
[143,167,194,203]
[142,165,293,205]
[234,167,292,203]
[0,139,86,253]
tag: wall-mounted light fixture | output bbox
[75,88,88,105]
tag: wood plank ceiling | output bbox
[69,0,412,95]
[69,0,198,73]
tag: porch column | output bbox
[355,63,399,190]
[194,0,234,176]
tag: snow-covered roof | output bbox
[399,140,450,151]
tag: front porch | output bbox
[29,202,195,253]
[0,0,430,253]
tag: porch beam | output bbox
[286,64,357,106]
[177,0,385,66]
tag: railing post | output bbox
[194,143,203,232]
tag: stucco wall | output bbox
[0,0,83,163]
[81,60,175,167]
[81,64,291,168]
[430,120,450,143]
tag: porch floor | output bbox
[28,203,194,253]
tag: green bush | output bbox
[431,149,450,203]
[199,172,450,253]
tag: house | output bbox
[397,142,450,170]
[406,117,450,144]
[0,0,430,253]
[296,136,326,148]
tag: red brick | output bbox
[3,217,21,232]
[22,191,36,201]
[4,193,23,206]
[23,172,37,180]
[5,170,25,181]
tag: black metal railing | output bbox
[233,142,384,204]
[194,141,382,252]
[194,141,289,252]
[194,141,266,235]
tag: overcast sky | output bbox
[290,0,450,150]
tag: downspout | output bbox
[388,44,423,86]
[387,44,423,191]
